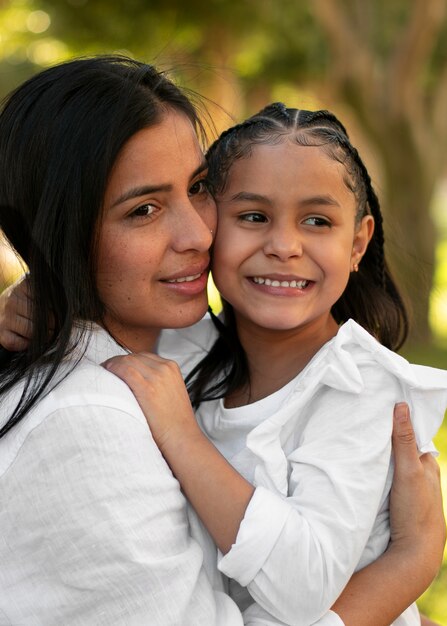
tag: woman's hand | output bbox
[103,353,201,450]
[390,403,446,576]
[0,276,32,351]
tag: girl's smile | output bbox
[248,274,313,295]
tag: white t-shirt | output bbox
[0,325,243,626]
[159,317,446,626]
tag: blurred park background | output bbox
[0,0,446,620]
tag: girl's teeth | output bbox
[167,273,201,283]
[253,277,308,289]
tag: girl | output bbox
[103,103,447,626]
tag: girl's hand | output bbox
[103,351,254,555]
[103,353,201,451]
[0,276,33,351]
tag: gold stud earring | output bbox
[352,262,359,273]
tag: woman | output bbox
[0,56,444,625]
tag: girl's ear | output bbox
[351,215,374,269]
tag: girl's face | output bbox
[212,141,373,336]
[97,109,216,352]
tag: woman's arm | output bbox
[331,403,445,626]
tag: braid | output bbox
[206,103,296,194]
[347,144,387,289]
[324,130,409,349]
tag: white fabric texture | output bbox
[0,325,243,626]
[159,317,446,626]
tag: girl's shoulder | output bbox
[335,319,447,384]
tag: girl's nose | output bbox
[263,226,303,261]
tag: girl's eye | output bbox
[239,212,268,223]
[302,216,331,227]
[189,179,210,197]
[129,203,157,219]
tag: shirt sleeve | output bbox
[218,364,401,625]
[0,404,242,626]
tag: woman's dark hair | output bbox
[186,102,409,407]
[0,55,204,437]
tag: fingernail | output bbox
[394,402,409,423]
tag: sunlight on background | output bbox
[430,181,447,343]
[0,234,25,292]
[431,242,447,342]
[0,2,70,67]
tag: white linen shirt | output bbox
[0,325,243,626]
[159,317,447,626]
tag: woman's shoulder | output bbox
[0,345,149,478]
[158,314,218,377]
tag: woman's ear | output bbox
[351,215,374,270]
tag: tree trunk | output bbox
[382,160,436,344]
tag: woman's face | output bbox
[97,109,216,352]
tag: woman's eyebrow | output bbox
[112,184,172,207]
[111,160,208,208]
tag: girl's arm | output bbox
[104,352,254,553]
[105,354,445,626]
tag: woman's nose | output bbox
[172,197,215,253]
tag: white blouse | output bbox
[159,318,446,626]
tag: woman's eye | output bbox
[239,212,267,223]
[189,179,210,196]
[129,203,156,219]
[303,216,331,227]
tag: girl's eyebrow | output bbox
[300,194,341,207]
[111,160,208,208]
[229,191,341,207]
[230,191,272,204]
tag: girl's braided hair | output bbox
[186,103,409,407]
